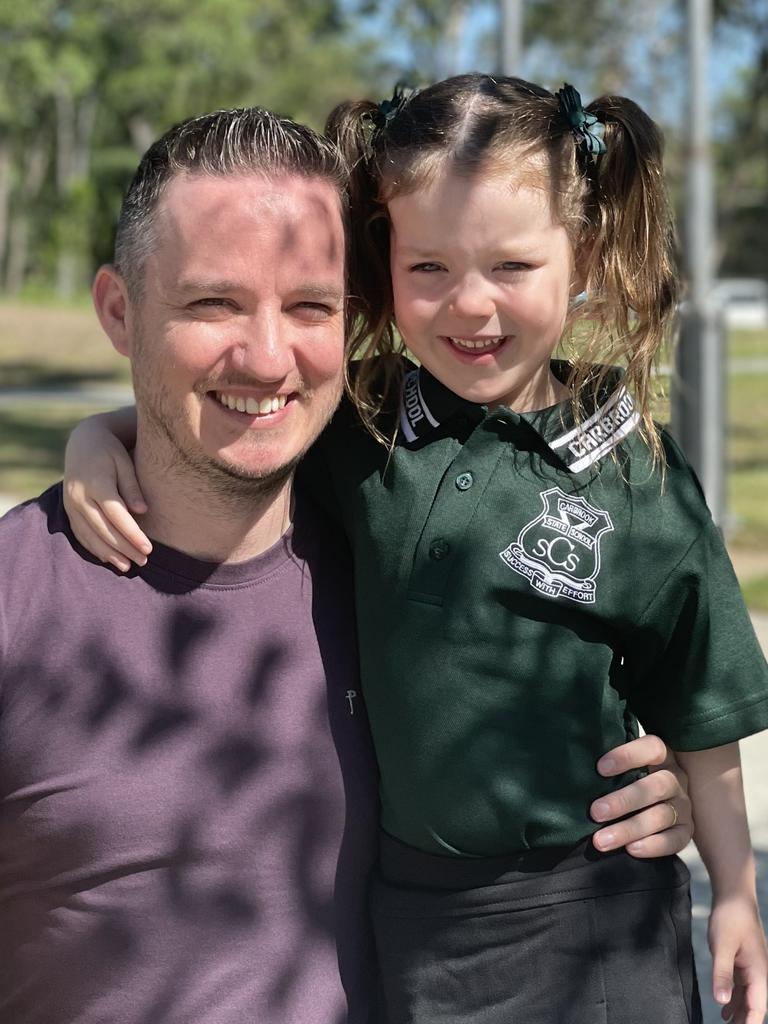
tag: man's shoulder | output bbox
[0,483,75,571]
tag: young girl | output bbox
[64,76,768,1023]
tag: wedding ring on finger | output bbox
[666,801,679,828]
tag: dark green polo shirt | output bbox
[300,360,768,857]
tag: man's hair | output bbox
[114,107,348,299]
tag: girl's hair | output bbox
[326,73,678,457]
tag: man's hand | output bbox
[590,735,693,857]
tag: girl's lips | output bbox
[440,335,510,360]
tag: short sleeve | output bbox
[624,518,768,750]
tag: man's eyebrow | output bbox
[175,281,343,302]
[294,284,344,303]
[176,279,244,295]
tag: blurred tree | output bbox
[714,0,768,278]
[0,0,377,296]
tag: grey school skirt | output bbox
[372,832,702,1024]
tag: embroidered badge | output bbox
[499,487,614,603]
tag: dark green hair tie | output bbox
[362,81,415,160]
[555,84,606,159]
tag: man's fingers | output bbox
[591,800,684,853]
[591,768,684,821]
[596,734,669,777]
[624,825,692,858]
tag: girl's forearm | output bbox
[89,405,138,447]
[675,743,757,904]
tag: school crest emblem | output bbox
[499,487,614,604]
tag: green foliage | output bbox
[0,0,378,293]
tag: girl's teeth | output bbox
[245,397,259,414]
[449,336,505,351]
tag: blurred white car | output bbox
[713,278,768,330]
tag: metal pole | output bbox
[672,0,726,525]
[499,0,523,75]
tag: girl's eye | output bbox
[410,263,445,273]
[497,262,531,273]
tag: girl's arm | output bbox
[63,406,150,572]
[676,743,768,1024]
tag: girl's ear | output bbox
[93,266,132,358]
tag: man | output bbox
[0,108,691,1024]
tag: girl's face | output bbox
[389,169,578,412]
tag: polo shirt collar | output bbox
[398,361,641,473]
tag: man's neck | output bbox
[132,438,294,564]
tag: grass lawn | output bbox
[1,301,766,607]
[0,300,129,388]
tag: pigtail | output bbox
[569,95,678,465]
[325,101,406,442]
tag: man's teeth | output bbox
[217,392,287,415]
[448,336,506,351]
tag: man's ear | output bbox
[93,265,133,358]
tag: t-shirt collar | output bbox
[398,361,641,473]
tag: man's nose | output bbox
[233,311,295,382]
[448,274,497,320]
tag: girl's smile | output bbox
[388,170,576,413]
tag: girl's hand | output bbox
[63,415,151,572]
[590,735,693,856]
[709,897,768,1024]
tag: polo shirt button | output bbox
[455,472,474,491]
[429,539,450,561]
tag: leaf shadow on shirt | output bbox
[5,586,372,1024]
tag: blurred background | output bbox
[0,4,765,1018]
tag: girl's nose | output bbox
[447,275,497,319]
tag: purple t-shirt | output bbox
[0,485,379,1024]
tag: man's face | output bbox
[124,171,346,491]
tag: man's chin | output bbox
[203,452,300,495]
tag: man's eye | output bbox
[295,302,335,320]
[194,298,229,307]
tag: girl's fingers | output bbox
[79,500,148,565]
[98,497,152,558]
[70,513,132,573]
[744,968,767,1024]
[114,452,148,513]
[713,947,736,1009]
